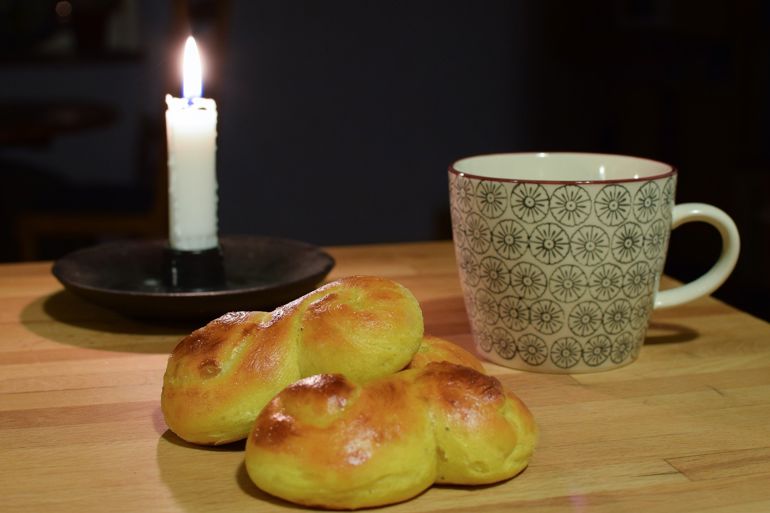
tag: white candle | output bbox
[165,36,219,251]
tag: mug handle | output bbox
[654,203,740,309]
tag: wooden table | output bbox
[2,241,769,512]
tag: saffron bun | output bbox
[406,334,485,373]
[161,276,424,445]
[245,362,537,510]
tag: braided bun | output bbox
[245,362,537,509]
[161,276,424,445]
[406,334,485,373]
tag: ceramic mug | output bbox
[448,153,739,373]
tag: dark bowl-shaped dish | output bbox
[52,235,335,320]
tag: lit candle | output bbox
[165,36,218,251]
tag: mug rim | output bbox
[449,152,677,185]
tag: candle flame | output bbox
[182,36,202,99]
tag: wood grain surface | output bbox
[1,241,769,512]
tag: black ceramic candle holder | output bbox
[52,235,335,320]
[163,245,226,291]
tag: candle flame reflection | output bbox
[182,36,203,100]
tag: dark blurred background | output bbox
[0,0,768,320]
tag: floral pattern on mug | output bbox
[644,219,667,260]
[510,183,549,223]
[583,334,612,367]
[510,262,548,300]
[475,181,508,219]
[571,225,610,265]
[595,184,632,226]
[517,334,548,365]
[603,299,632,334]
[589,263,623,301]
[568,301,603,337]
[550,185,591,226]
[492,219,529,259]
[499,296,529,331]
[530,299,565,335]
[611,222,644,263]
[529,223,570,265]
[492,327,517,359]
[633,181,660,223]
[464,213,491,255]
[549,264,588,303]
[449,166,678,372]
[479,256,510,293]
[550,337,582,369]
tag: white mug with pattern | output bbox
[449,153,739,373]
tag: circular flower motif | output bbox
[631,295,652,329]
[583,334,611,367]
[603,298,632,334]
[661,177,675,217]
[570,225,610,266]
[633,181,660,223]
[611,222,644,263]
[492,327,517,359]
[529,223,570,264]
[530,299,564,335]
[479,256,510,293]
[474,289,499,326]
[464,213,492,255]
[595,184,631,226]
[611,332,635,364]
[589,263,623,301]
[476,328,493,352]
[623,261,651,298]
[475,181,508,219]
[643,219,667,260]
[492,219,528,260]
[518,334,548,366]
[550,337,582,369]
[458,248,479,287]
[463,291,477,319]
[510,262,547,300]
[550,185,591,226]
[550,265,588,303]
[452,176,475,213]
[451,211,467,250]
[510,183,549,223]
[498,296,529,331]
[568,301,603,337]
